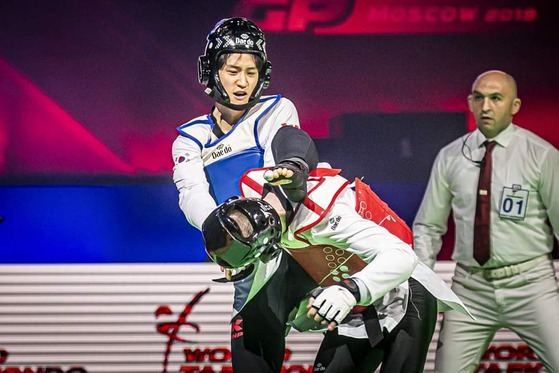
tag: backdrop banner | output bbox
[0,262,548,373]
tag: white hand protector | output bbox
[311,285,358,324]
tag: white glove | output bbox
[311,285,358,325]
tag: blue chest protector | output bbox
[204,147,265,312]
[205,148,264,204]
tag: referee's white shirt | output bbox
[413,123,559,269]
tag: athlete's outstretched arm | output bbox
[266,126,318,201]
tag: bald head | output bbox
[472,70,518,98]
[468,70,521,138]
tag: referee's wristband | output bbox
[337,278,361,303]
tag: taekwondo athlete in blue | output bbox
[174,94,299,214]
[171,18,318,373]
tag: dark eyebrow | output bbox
[223,64,258,71]
[224,64,241,70]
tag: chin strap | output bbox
[212,264,255,283]
[210,86,260,111]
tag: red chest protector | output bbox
[286,177,413,287]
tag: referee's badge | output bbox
[499,184,529,221]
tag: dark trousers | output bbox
[312,278,438,373]
[231,253,318,373]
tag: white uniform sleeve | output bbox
[308,188,419,305]
[540,146,559,241]
[172,136,217,230]
[344,225,418,306]
[258,97,301,166]
[412,150,453,269]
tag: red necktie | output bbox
[473,141,496,266]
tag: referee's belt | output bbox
[458,254,550,281]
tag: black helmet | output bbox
[198,18,272,111]
[202,197,282,269]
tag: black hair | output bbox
[217,53,263,71]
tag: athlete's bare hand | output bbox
[220,266,232,281]
[264,167,294,185]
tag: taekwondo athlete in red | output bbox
[171,18,319,373]
[203,165,472,372]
